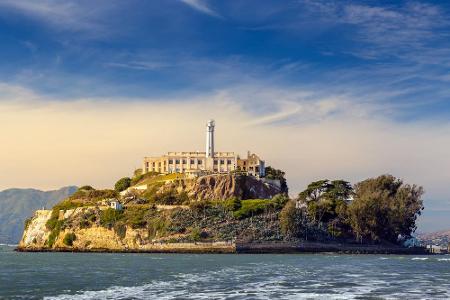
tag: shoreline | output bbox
[15,241,431,255]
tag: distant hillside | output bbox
[416,230,450,247]
[0,186,77,244]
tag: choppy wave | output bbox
[45,261,450,300]
[438,258,450,261]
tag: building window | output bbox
[182,159,187,164]
[175,159,180,164]
[146,162,149,168]
[214,160,218,165]
[227,160,232,165]
[243,161,246,165]
[169,160,173,164]
[220,160,224,165]
[190,159,195,164]
[198,159,202,165]
[152,162,155,167]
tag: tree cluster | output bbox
[282,175,424,244]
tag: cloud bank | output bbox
[1,83,449,231]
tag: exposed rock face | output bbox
[21,210,52,247]
[162,174,281,200]
[18,207,235,253]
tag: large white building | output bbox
[143,120,265,177]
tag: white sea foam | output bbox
[41,256,450,300]
[43,268,390,300]
[438,258,450,261]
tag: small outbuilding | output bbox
[109,200,123,210]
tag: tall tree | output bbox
[348,174,424,244]
[298,179,353,224]
[264,166,288,194]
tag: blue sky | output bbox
[1,0,450,231]
[0,0,449,121]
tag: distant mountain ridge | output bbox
[0,186,77,244]
[416,230,450,239]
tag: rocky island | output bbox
[18,170,426,254]
[17,120,427,254]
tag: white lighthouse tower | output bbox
[205,119,215,171]
[206,119,215,158]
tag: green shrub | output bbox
[100,208,124,228]
[233,198,284,219]
[190,227,201,241]
[134,168,143,177]
[63,233,76,246]
[131,171,159,186]
[46,220,63,247]
[24,217,32,230]
[223,197,242,211]
[47,230,59,247]
[280,200,299,237]
[153,189,187,205]
[272,194,290,208]
[114,224,127,239]
[114,177,132,192]
[190,227,208,241]
[53,199,84,212]
[68,189,118,203]
[147,216,168,238]
[79,185,94,191]
[79,211,97,228]
[123,207,147,228]
[142,182,164,201]
[189,200,212,212]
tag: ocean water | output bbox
[1,245,450,299]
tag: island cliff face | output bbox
[158,174,281,201]
[20,208,235,253]
[18,174,284,253]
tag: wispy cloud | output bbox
[1,82,450,231]
[0,0,116,36]
[179,0,222,18]
[299,1,450,61]
[104,61,170,71]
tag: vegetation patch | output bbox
[63,232,76,246]
[122,206,149,228]
[100,208,124,228]
[114,177,132,192]
[223,197,242,211]
[46,220,63,247]
[147,215,169,239]
[114,224,127,239]
[24,217,32,230]
[152,189,189,205]
[68,188,118,204]
[233,195,288,219]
